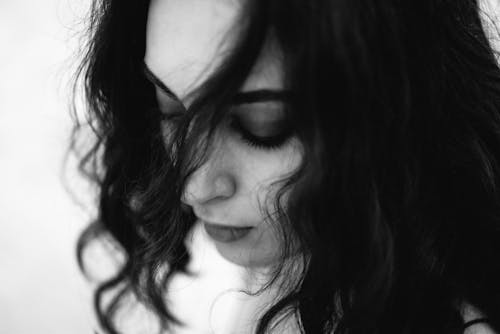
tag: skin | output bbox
[144,0,303,267]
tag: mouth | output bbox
[202,222,254,243]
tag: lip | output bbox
[202,222,254,243]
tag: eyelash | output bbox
[158,108,293,151]
[229,116,293,150]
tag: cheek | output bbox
[231,137,302,236]
[208,137,303,267]
[235,138,303,214]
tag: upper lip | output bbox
[203,222,254,230]
[201,219,254,229]
[194,213,253,229]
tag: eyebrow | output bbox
[142,62,292,107]
[232,89,292,105]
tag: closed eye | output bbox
[229,114,293,150]
[143,60,296,150]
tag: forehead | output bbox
[144,0,284,105]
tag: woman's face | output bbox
[144,0,302,268]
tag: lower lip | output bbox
[203,222,254,243]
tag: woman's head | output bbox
[144,0,303,267]
[74,0,500,333]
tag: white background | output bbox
[0,0,94,333]
[0,1,270,333]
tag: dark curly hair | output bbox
[71,0,500,333]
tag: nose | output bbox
[181,153,236,207]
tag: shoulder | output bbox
[462,303,497,334]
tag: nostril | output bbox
[179,202,196,224]
[180,201,192,213]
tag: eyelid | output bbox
[234,114,290,137]
[229,113,294,150]
[231,99,287,116]
[231,114,290,136]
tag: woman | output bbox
[72,0,500,332]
